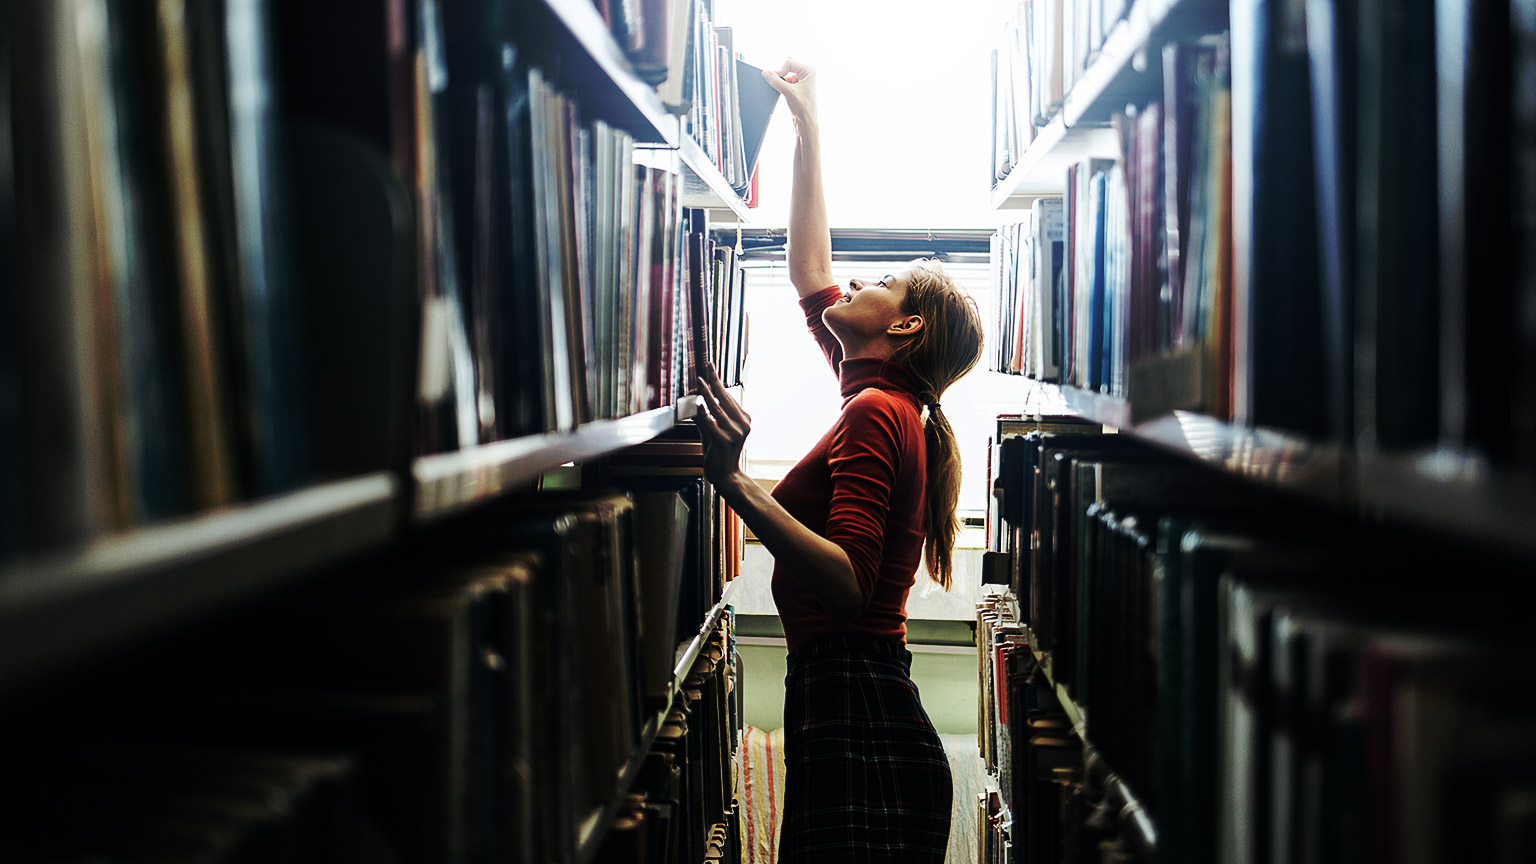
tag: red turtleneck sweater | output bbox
[770,286,928,651]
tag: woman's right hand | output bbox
[763,58,818,123]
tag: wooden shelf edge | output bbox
[0,473,400,692]
[536,0,679,145]
[412,402,684,523]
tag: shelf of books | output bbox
[986,0,1536,853]
[977,591,1155,861]
[0,474,398,692]
[2,0,759,857]
[990,0,1226,208]
[534,0,766,220]
[1002,378,1536,558]
[579,578,742,864]
[981,414,1536,864]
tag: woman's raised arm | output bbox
[764,59,835,298]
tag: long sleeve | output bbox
[824,391,906,605]
[799,285,844,374]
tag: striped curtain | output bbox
[736,724,788,864]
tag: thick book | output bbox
[1354,0,1439,449]
[7,0,111,552]
[218,0,312,490]
[0,17,15,560]
[1230,0,1325,435]
[1436,0,1515,457]
[634,490,693,708]
[288,123,417,480]
[1305,0,1356,443]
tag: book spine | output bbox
[687,225,708,390]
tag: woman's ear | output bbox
[887,314,924,337]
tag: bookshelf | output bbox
[1015,619,1156,854]
[1018,379,1536,560]
[533,0,753,219]
[412,397,701,523]
[1,0,757,858]
[0,474,398,693]
[990,0,1225,209]
[576,578,741,864]
[985,0,1536,859]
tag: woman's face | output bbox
[822,269,917,343]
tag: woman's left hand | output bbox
[695,364,751,492]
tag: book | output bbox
[287,122,416,480]
[219,0,313,490]
[1354,0,1440,450]
[7,0,111,553]
[1305,0,1357,444]
[1230,0,1326,436]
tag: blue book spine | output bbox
[1089,171,1109,392]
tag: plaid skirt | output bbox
[778,635,952,863]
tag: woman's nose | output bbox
[847,279,862,292]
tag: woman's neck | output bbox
[836,334,895,361]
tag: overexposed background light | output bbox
[716,0,1010,230]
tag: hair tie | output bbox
[927,401,941,412]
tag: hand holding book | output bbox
[763,58,819,124]
[694,363,750,489]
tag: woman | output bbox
[694,58,984,863]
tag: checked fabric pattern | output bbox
[778,635,953,863]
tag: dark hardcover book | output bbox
[1519,0,1536,468]
[1088,169,1109,392]
[467,81,502,441]
[0,16,14,561]
[634,490,693,709]
[7,0,109,552]
[1353,0,1439,449]
[496,45,550,436]
[1435,0,1514,457]
[1162,41,1203,352]
[94,1,192,524]
[1066,162,1080,385]
[287,121,416,480]
[569,109,598,424]
[527,491,642,818]
[734,58,782,190]
[217,0,311,493]
[1217,573,1284,864]
[1231,0,1325,436]
[1305,0,1356,444]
